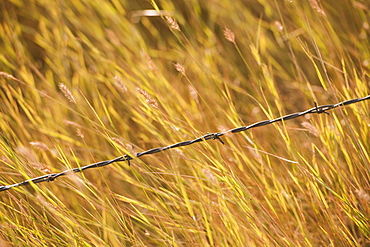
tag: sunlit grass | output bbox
[0,0,369,246]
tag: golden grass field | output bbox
[0,0,369,246]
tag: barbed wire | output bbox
[1,95,369,192]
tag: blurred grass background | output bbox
[0,0,369,246]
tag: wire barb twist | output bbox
[1,95,369,192]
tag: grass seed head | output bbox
[188,85,199,103]
[137,87,158,109]
[144,52,156,71]
[16,146,37,162]
[114,76,128,93]
[355,189,370,202]
[308,0,327,17]
[30,142,49,151]
[301,122,319,137]
[58,83,76,104]
[201,168,217,184]
[273,21,284,32]
[76,129,84,138]
[165,16,180,31]
[174,63,186,76]
[224,27,235,44]
[111,137,134,153]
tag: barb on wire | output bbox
[1,95,369,192]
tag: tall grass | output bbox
[0,0,369,246]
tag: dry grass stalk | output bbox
[223,27,235,44]
[63,120,82,127]
[0,71,17,80]
[58,83,76,104]
[308,0,327,17]
[137,87,159,109]
[0,155,11,165]
[1,1,369,246]
[165,16,180,31]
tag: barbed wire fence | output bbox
[1,95,369,192]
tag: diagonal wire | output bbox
[1,95,369,192]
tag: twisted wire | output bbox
[1,95,369,192]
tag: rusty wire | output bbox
[1,95,369,192]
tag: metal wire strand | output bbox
[1,95,369,192]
